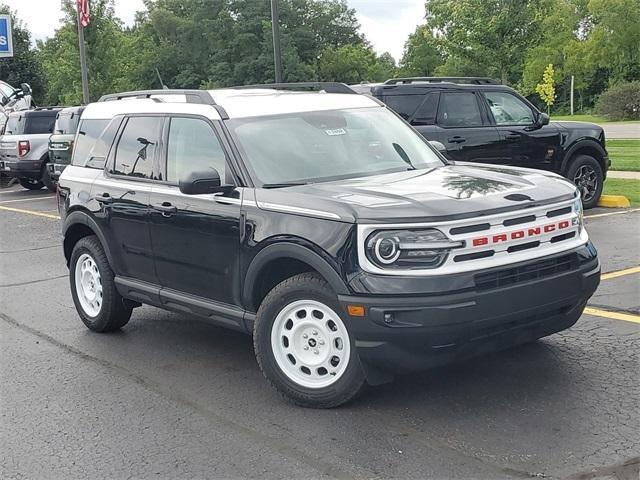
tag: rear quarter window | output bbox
[4,115,24,135]
[54,113,81,134]
[71,119,111,167]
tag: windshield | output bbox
[227,107,444,185]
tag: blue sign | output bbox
[0,15,13,58]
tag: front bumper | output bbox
[48,162,68,180]
[339,243,599,379]
[0,159,42,178]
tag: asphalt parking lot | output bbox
[0,185,638,480]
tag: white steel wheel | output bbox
[270,299,351,389]
[74,253,103,317]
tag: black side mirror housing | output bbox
[179,169,224,195]
[537,112,550,127]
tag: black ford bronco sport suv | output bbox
[58,85,600,408]
[367,77,609,209]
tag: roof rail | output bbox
[98,89,217,105]
[384,77,501,85]
[233,82,356,94]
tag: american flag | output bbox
[77,0,90,28]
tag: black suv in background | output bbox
[370,78,609,208]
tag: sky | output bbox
[3,0,425,62]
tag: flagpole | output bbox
[76,3,90,104]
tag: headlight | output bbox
[573,197,584,233]
[365,228,463,269]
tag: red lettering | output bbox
[558,220,570,229]
[544,224,556,233]
[511,230,525,239]
[473,237,488,247]
[528,227,541,236]
[493,234,508,243]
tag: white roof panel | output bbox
[208,89,381,118]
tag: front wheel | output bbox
[253,273,365,408]
[41,165,57,192]
[566,155,603,209]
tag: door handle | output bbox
[505,134,521,141]
[94,193,113,204]
[153,202,177,216]
[447,136,466,144]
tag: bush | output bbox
[595,81,640,121]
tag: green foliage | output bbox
[0,4,46,104]
[317,43,395,83]
[535,64,556,113]
[594,81,640,121]
[397,25,442,77]
[425,0,550,84]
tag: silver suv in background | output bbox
[0,107,61,191]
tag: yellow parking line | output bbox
[0,205,60,220]
[601,266,640,281]
[584,307,640,324]
[0,196,56,204]
[585,208,640,219]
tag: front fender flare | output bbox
[561,139,607,174]
[242,242,350,310]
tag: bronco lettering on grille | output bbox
[472,220,570,247]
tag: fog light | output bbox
[383,313,393,324]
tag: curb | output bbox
[597,195,631,208]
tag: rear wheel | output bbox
[18,178,44,190]
[253,272,365,408]
[566,154,603,209]
[69,235,132,332]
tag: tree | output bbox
[37,0,139,104]
[535,64,556,113]
[0,5,46,103]
[397,25,443,77]
[425,0,550,84]
[317,43,394,83]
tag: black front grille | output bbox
[474,253,579,291]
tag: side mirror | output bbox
[537,112,550,127]
[429,140,447,153]
[179,169,223,195]
[20,83,32,95]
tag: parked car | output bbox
[369,77,610,208]
[58,86,599,408]
[48,106,85,185]
[0,107,62,191]
[0,81,35,187]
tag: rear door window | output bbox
[111,116,163,180]
[437,92,484,127]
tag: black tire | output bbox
[566,154,603,209]
[41,164,57,192]
[18,178,44,190]
[253,272,366,408]
[69,235,132,332]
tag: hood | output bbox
[552,120,604,135]
[254,164,578,223]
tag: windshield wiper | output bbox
[392,142,416,170]
[261,181,310,189]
